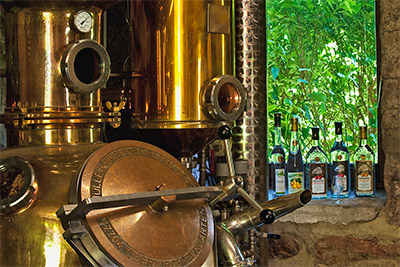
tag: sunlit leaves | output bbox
[267,0,377,158]
[271,67,280,80]
[309,92,327,102]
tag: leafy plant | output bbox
[267,0,376,159]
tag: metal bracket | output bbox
[210,126,276,224]
[57,186,223,231]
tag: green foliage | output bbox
[267,0,377,159]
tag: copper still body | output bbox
[0,1,115,265]
[106,0,246,158]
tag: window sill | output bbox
[276,191,386,225]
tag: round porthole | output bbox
[201,75,246,122]
[61,39,111,94]
[0,157,36,215]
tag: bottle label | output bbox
[332,161,349,192]
[356,160,373,192]
[275,168,285,194]
[272,153,284,164]
[291,140,299,154]
[288,172,304,194]
[309,163,327,194]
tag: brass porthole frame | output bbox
[61,39,111,94]
[201,75,246,122]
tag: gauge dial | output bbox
[73,10,93,33]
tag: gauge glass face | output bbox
[74,11,93,33]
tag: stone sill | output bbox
[276,191,386,225]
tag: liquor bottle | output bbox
[306,127,328,198]
[287,117,304,194]
[271,113,286,197]
[354,126,375,196]
[330,121,350,198]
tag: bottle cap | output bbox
[360,126,367,139]
[334,121,342,135]
[291,117,298,131]
[274,113,281,127]
[311,127,319,140]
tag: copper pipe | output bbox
[216,225,249,267]
[220,190,312,236]
[199,147,208,186]
[109,72,146,79]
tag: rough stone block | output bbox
[276,194,385,224]
[268,234,300,259]
[380,0,400,33]
[381,108,400,130]
[381,128,400,153]
[383,178,400,226]
[348,259,400,267]
[382,156,400,180]
[314,235,400,265]
[380,31,400,78]
[380,78,400,110]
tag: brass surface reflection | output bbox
[1,4,118,147]
[0,144,105,266]
[0,2,117,266]
[5,7,102,108]
[129,0,233,129]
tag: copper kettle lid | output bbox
[76,140,213,266]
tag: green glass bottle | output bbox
[287,117,304,194]
[354,126,375,196]
[306,127,328,199]
[271,113,286,196]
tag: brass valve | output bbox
[17,101,28,113]
[105,101,124,128]
[105,101,125,112]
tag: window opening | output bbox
[267,0,378,189]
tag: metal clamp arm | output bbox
[211,125,274,223]
[57,186,223,230]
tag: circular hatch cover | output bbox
[78,140,213,266]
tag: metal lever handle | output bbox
[57,186,223,230]
[213,125,270,223]
[255,231,281,239]
[237,187,276,224]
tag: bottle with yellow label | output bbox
[271,113,286,197]
[354,126,375,196]
[287,117,304,194]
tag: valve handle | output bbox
[259,209,276,224]
[255,231,281,239]
[218,125,232,140]
[267,233,281,239]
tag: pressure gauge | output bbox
[73,10,93,33]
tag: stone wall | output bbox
[380,0,400,226]
[263,1,400,265]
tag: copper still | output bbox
[1,1,309,266]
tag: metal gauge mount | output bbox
[59,140,215,267]
[72,10,93,33]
